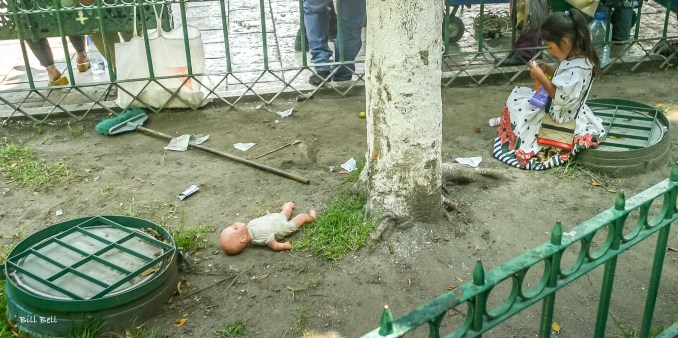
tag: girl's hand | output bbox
[529,61,546,81]
[535,60,554,76]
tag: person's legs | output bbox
[67,35,90,71]
[89,32,122,68]
[610,7,635,42]
[24,38,66,84]
[332,0,366,81]
[304,0,333,74]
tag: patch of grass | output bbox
[67,121,86,137]
[610,313,665,338]
[550,160,580,179]
[171,224,214,253]
[0,281,13,337]
[285,307,309,337]
[0,143,69,187]
[123,327,166,338]
[213,320,248,338]
[294,188,377,260]
[286,280,321,301]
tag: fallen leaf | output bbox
[174,318,187,327]
[9,163,17,168]
[473,127,482,133]
[407,279,412,289]
[176,278,189,295]
[607,189,617,193]
[668,247,678,253]
[84,168,92,173]
[388,244,395,254]
[552,321,561,334]
[446,284,458,291]
[456,277,464,282]
[608,135,620,139]
[591,181,602,186]
[140,268,157,277]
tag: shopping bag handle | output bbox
[131,2,165,36]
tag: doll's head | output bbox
[220,222,252,255]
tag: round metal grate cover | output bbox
[577,99,671,176]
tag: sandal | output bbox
[77,61,91,72]
[48,76,69,87]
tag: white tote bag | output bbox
[115,6,205,109]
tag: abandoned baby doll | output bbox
[220,202,317,254]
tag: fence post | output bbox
[539,222,563,338]
[640,167,678,337]
[472,260,486,337]
[593,193,626,338]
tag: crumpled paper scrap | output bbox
[276,108,294,118]
[234,143,256,151]
[165,134,191,151]
[190,134,209,145]
[340,158,357,173]
[455,156,482,168]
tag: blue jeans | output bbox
[304,0,366,81]
[598,4,636,42]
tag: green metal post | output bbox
[259,0,269,70]
[640,168,678,337]
[138,0,156,78]
[539,222,563,338]
[472,260,486,337]
[218,0,233,73]
[179,0,193,75]
[94,0,114,82]
[428,313,444,338]
[336,0,344,62]
[53,0,75,86]
[378,305,394,336]
[593,193,626,338]
[9,0,36,90]
[298,0,308,65]
[478,2,485,52]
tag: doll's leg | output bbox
[290,210,317,229]
[280,202,296,220]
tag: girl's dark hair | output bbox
[541,8,601,77]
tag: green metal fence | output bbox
[0,0,677,125]
[362,166,678,338]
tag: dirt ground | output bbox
[1,69,678,338]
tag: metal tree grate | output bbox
[588,100,667,151]
[7,216,174,301]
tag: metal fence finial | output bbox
[473,260,485,286]
[615,192,626,211]
[378,305,394,336]
[551,222,563,245]
[670,166,678,182]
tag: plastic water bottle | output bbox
[588,12,610,68]
[86,36,105,76]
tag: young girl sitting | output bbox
[493,8,607,170]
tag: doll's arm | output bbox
[267,240,292,251]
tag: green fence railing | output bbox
[363,166,678,338]
[0,0,677,125]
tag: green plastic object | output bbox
[95,108,148,135]
[3,216,178,337]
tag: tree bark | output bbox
[364,0,444,222]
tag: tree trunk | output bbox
[364,0,444,222]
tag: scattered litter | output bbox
[93,176,100,182]
[164,134,190,151]
[455,156,482,168]
[274,120,280,124]
[233,143,256,151]
[174,318,187,327]
[276,108,294,118]
[190,134,209,145]
[178,185,199,200]
[328,166,336,172]
[552,321,561,334]
[256,104,263,110]
[340,158,357,173]
[563,231,576,237]
[55,210,63,216]
[488,117,501,127]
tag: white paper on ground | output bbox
[164,134,191,151]
[454,156,482,168]
[234,143,256,151]
[190,134,209,145]
[276,108,294,118]
[340,158,357,172]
